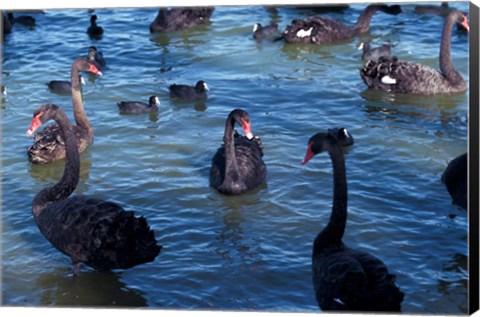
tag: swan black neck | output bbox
[155,9,168,28]
[439,12,462,82]
[325,142,348,243]
[32,108,80,217]
[71,58,93,138]
[354,4,383,34]
[222,112,241,185]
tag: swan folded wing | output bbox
[233,141,266,186]
[210,139,266,194]
[313,248,402,311]
[28,125,66,164]
[348,250,403,310]
[313,251,369,310]
[28,125,92,164]
[361,58,465,94]
[36,195,160,270]
[284,17,354,44]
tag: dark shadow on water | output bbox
[359,88,465,109]
[170,99,207,112]
[36,270,149,307]
[359,88,467,127]
[213,188,266,268]
[436,252,468,314]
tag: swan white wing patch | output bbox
[381,75,397,85]
[333,298,346,305]
[296,27,313,38]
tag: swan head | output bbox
[230,108,254,140]
[26,104,59,137]
[456,12,469,31]
[301,128,354,165]
[88,63,102,76]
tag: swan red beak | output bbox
[26,112,43,137]
[301,142,315,165]
[461,16,470,32]
[89,64,103,76]
[241,120,254,140]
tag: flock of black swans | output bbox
[2,3,469,312]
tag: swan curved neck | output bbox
[325,143,348,244]
[439,14,458,80]
[32,110,80,217]
[71,62,93,138]
[354,5,381,33]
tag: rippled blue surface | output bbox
[1,2,469,313]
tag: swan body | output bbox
[26,104,161,274]
[283,4,402,44]
[442,152,467,211]
[118,96,160,114]
[150,7,214,33]
[360,11,468,95]
[358,42,391,62]
[302,128,403,311]
[169,80,209,101]
[210,109,266,195]
[28,57,102,164]
[3,13,12,34]
[7,12,36,27]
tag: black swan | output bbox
[7,12,36,27]
[88,46,106,69]
[26,103,161,274]
[358,42,391,62]
[150,7,214,33]
[360,10,469,95]
[46,75,85,96]
[169,80,209,101]
[442,152,467,211]
[87,15,103,39]
[413,2,469,32]
[118,96,160,114]
[301,128,404,311]
[28,57,102,164]
[3,13,12,35]
[253,23,280,40]
[283,4,402,44]
[210,109,266,195]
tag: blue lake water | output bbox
[1,2,470,313]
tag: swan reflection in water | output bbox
[37,270,149,307]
